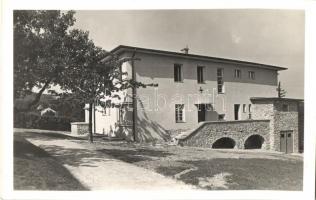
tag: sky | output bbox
[73,10,304,98]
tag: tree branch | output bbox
[27,77,52,109]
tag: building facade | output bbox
[83,45,303,153]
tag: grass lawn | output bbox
[14,134,87,190]
[78,140,303,191]
[14,130,303,191]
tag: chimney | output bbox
[181,45,189,54]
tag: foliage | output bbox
[49,93,85,121]
[276,81,286,98]
[14,10,76,102]
[14,93,85,122]
[14,112,71,131]
[14,10,156,142]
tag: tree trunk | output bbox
[88,103,94,143]
[278,82,281,98]
[27,78,52,110]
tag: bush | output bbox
[14,112,71,131]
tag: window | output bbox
[243,104,246,113]
[217,68,224,93]
[248,71,255,80]
[248,104,252,113]
[206,104,213,111]
[234,69,241,78]
[175,104,185,123]
[119,103,133,125]
[282,104,289,112]
[197,66,204,83]
[218,114,225,121]
[234,104,240,120]
[174,64,183,82]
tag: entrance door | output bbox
[198,104,206,123]
[280,131,293,153]
[234,104,240,120]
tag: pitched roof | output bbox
[110,45,287,71]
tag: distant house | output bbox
[36,104,44,111]
[14,93,58,112]
[40,107,57,117]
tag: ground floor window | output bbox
[243,104,246,113]
[175,104,185,123]
[119,102,133,125]
[218,114,225,121]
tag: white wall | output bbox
[131,51,279,133]
[89,50,280,140]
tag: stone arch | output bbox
[212,137,236,149]
[244,134,265,149]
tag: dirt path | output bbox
[23,134,196,191]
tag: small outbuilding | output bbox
[177,97,304,154]
[40,107,57,117]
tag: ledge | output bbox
[71,122,89,125]
[201,119,270,124]
[118,123,133,127]
[175,119,270,140]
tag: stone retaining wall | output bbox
[179,120,270,149]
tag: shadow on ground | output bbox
[97,148,174,163]
[14,131,303,191]
[14,135,87,190]
[155,158,303,190]
[18,132,174,168]
[18,131,86,141]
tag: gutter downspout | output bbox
[93,103,96,134]
[132,52,137,142]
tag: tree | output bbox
[14,10,155,143]
[276,81,286,98]
[57,29,108,143]
[60,32,156,142]
[14,10,76,110]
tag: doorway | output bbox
[280,131,293,153]
[197,104,206,123]
[234,104,240,120]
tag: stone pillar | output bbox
[71,122,89,135]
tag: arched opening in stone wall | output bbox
[212,137,236,149]
[244,135,264,149]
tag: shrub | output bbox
[14,112,71,131]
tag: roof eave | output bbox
[250,97,304,102]
[109,45,288,71]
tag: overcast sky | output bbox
[73,10,304,98]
